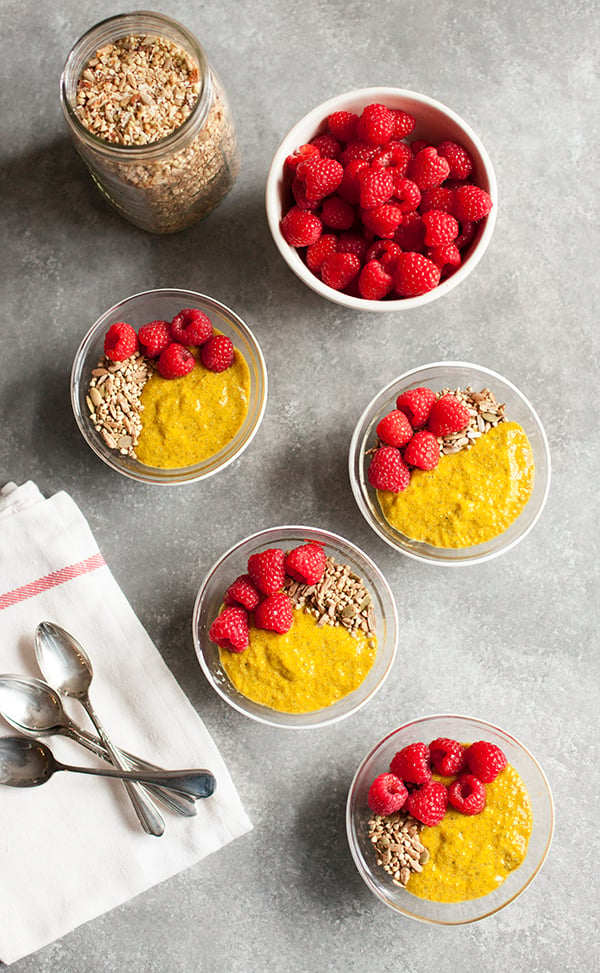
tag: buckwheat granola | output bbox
[284,555,376,643]
[71,33,240,232]
[86,352,153,458]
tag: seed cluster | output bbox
[86,353,153,457]
[436,386,506,456]
[75,35,200,146]
[368,811,430,887]
[284,556,376,642]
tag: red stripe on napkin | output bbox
[0,553,106,611]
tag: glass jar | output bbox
[60,11,240,233]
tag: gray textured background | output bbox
[1,0,598,970]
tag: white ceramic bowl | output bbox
[346,714,554,924]
[192,525,398,728]
[265,87,497,311]
[71,288,267,484]
[349,361,551,565]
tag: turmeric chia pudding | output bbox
[208,541,378,714]
[367,384,535,548]
[86,307,250,469]
[366,737,533,904]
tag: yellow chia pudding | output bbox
[208,544,378,714]
[408,765,533,902]
[136,346,250,468]
[87,312,250,469]
[219,608,377,713]
[368,386,535,548]
[367,737,533,904]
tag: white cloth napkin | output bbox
[0,482,252,965]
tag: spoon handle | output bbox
[80,695,165,837]
[66,728,197,818]
[57,760,217,799]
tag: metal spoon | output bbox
[0,674,197,817]
[35,621,168,836]
[0,736,216,798]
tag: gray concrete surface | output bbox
[0,0,598,970]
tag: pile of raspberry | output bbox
[102,308,236,378]
[368,387,471,492]
[279,102,493,301]
[367,738,508,826]
[208,541,327,652]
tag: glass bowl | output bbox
[71,288,267,484]
[346,714,554,924]
[265,87,497,311]
[349,361,551,565]
[192,525,398,728]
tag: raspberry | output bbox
[452,185,493,222]
[391,109,416,139]
[394,212,426,252]
[367,445,410,492]
[396,387,436,428]
[320,195,355,230]
[361,203,403,239]
[357,103,395,146]
[327,110,359,142]
[208,606,249,653]
[358,260,394,301]
[376,409,413,448]
[410,138,429,156]
[419,186,455,214]
[437,140,474,179]
[393,176,421,213]
[137,320,170,358]
[223,574,261,612]
[389,743,432,784]
[254,592,294,634]
[302,158,344,201]
[465,741,508,783]
[429,738,467,777]
[285,143,320,172]
[426,393,470,436]
[200,334,234,373]
[407,146,451,190]
[339,140,378,167]
[426,243,462,275]
[455,220,477,250]
[170,308,213,346]
[447,774,486,815]
[337,159,369,205]
[422,210,459,246]
[406,780,448,826]
[359,168,394,208]
[320,252,361,291]
[156,342,195,379]
[247,547,286,596]
[280,206,322,246]
[394,252,441,297]
[103,322,138,362]
[365,240,403,274]
[306,234,338,273]
[367,773,408,816]
[309,133,341,159]
[403,429,440,470]
[284,541,326,585]
[337,231,368,263]
[291,177,317,211]
[372,140,412,174]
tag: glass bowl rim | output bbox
[191,523,399,728]
[348,359,551,565]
